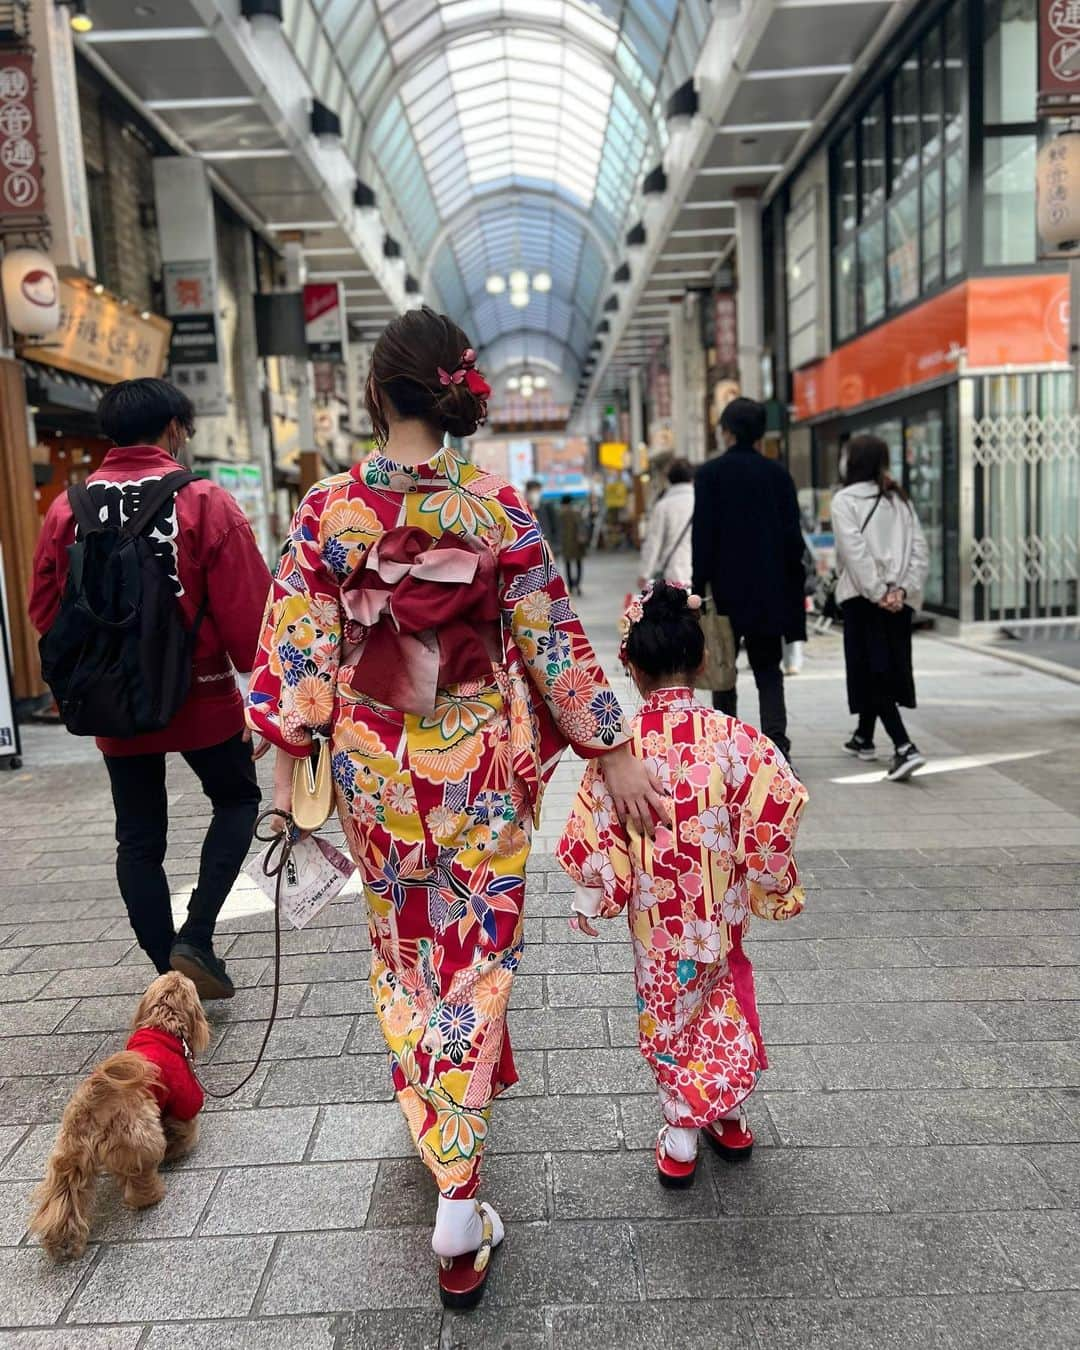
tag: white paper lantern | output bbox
[1037,133,1080,252]
[1,249,60,336]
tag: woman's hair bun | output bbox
[433,380,484,439]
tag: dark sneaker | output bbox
[886,744,926,782]
[843,734,877,761]
[170,941,235,1000]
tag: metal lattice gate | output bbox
[967,374,1080,623]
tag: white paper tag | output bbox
[245,835,355,930]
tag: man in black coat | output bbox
[691,397,806,760]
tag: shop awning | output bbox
[23,361,110,416]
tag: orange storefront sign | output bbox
[792,273,1070,421]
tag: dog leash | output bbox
[181,807,293,1100]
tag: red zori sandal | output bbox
[437,1202,496,1310]
[704,1106,754,1162]
[655,1126,698,1189]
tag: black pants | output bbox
[565,558,583,593]
[711,633,790,756]
[104,733,261,973]
[857,702,910,750]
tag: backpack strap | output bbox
[67,482,106,537]
[122,470,197,541]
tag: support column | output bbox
[735,188,764,402]
[282,238,316,469]
[0,359,42,700]
[628,366,644,459]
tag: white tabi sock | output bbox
[718,1105,745,1123]
[431,1195,506,1260]
[662,1125,699,1162]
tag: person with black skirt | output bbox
[832,434,929,782]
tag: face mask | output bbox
[526,490,540,508]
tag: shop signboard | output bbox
[598,441,629,471]
[712,290,738,372]
[163,260,227,416]
[507,439,534,489]
[304,282,347,363]
[1039,0,1080,114]
[26,277,171,384]
[0,51,43,221]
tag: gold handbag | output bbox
[291,735,333,832]
[694,588,737,693]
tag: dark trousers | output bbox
[104,733,261,973]
[565,558,583,593]
[857,702,910,750]
[711,633,790,756]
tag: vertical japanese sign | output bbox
[0,52,43,219]
[712,291,738,373]
[303,282,347,363]
[0,543,20,766]
[163,260,227,416]
[1039,0,1080,114]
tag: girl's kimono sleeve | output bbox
[731,739,809,921]
[246,489,341,757]
[497,486,629,759]
[556,761,635,916]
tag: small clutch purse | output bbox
[291,734,333,833]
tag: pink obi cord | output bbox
[340,526,501,717]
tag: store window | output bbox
[830,0,966,344]
[982,0,1039,266]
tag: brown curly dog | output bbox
[29,971,210,1259]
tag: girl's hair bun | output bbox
[625,581,705,678]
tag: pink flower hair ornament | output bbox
[617,580,702,665]
[437,348,492,401]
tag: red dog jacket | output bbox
[126,1027,204,1121]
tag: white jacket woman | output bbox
[832,436,929,782]
[833,482,929,611]
[639,461,694,585]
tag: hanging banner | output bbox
[0,543,20,767]
[304,282,347,363]
[0,51,44,222]
[163,260,227,416]
[1039,0,1080,115]
[712,291,738,372]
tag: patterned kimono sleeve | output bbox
[246,490,341,757]
[556,761,636,915]
[731,741,809,921]
[497,486,629,756]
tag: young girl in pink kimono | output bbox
[557,583,808,1185]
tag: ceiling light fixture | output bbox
[66,0,94,33]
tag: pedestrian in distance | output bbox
[558,494,587,596]
[638,457,694,587]
[557,582,807,1187]
[247,307,664,1309]
[524,478,559,554]
[30,378,272,999]
[833,434,929,781]
[691,397,806,765]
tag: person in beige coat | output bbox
[639,458,694,586]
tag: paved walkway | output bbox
[1,553,1079,1349]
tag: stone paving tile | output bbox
[871,1145,1063,1212]
[259,1053,394,1106]
[71,1235,275,1322]
[713,1147,889,1216]
[0,1031,107,1075]
[260,1228,440,1313]
[636,1218,830,1299]
[0,1180,30,1243]
[818,1215,1026,1295]
[992,1211,1080,1290]
[552,1149,720,1219]
[310,1102,416,1161]
[0,1244,97,1325]
[1024,1143,1080,1202]
[441,1305,545,1349]
[546,1047,653,1094]
[0,1073,83,1126]
[746,1296,954,1350]
[210,1013,353,1065]
[939,1293,1080,1350]
[0,1331,141,1350]
[143,1319,337,1350]
[0,998,76,1036]
[551,1303,752,1350]
[169,1107,319,1170]
[484,1222,640,1306]
[201,1160,377,1234]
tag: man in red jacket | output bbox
[30,378,273,999]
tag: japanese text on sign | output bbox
[0,54,43,218]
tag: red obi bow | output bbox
[340,526,500,716]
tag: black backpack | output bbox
[40,470,206,738]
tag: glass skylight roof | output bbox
[284,0,713,372]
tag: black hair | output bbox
[625,583,705,680]
[667,457,693,485]
[720,396,766,446]
[97,378,195,447]
[561,494,573,505]
[843,433,909,501]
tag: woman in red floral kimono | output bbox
[247,308,662,1307]
[558,583,807,1188]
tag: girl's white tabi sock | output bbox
[432,1195,506,1260]
[662,1125,700,1162]
[718,1105,746,1123]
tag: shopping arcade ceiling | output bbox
[283,0,714,389]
